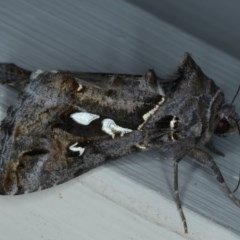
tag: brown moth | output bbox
[0,53,239,233]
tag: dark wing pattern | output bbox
[0,66,163,194]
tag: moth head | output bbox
[214,104,240,136]
[214,85,240,137]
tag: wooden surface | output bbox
[0,1,240,239]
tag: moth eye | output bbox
[215,118,230,134]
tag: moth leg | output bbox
[189,148,240,208]
[174,159,188,233]
[205,140,225,157]
[0,63,31,90]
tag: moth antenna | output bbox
[230,117,240,193]
[233,170,240,193]
[231,85,240,105]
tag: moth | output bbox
[0,53,239,233]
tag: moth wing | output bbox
[71,70,164,95]
[0,63,31,91]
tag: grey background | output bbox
[128,0,240,60]
[0,0,240,238]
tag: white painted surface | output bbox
[0,1,240,239]
[0,168,239,240]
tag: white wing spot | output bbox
[170,132,176,141]
[69,142,85,156]
[170,116,178,129]
[77,84,83,92]
[70,112,100,125]
[30,69,44,80]
[102,119,132,139]
[135,144,147,150]
[143,97,165,121]
[138,97,165,129]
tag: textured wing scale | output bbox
[1,54,240,235]
[0,66,163,194]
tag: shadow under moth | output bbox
[0,53,239,233]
